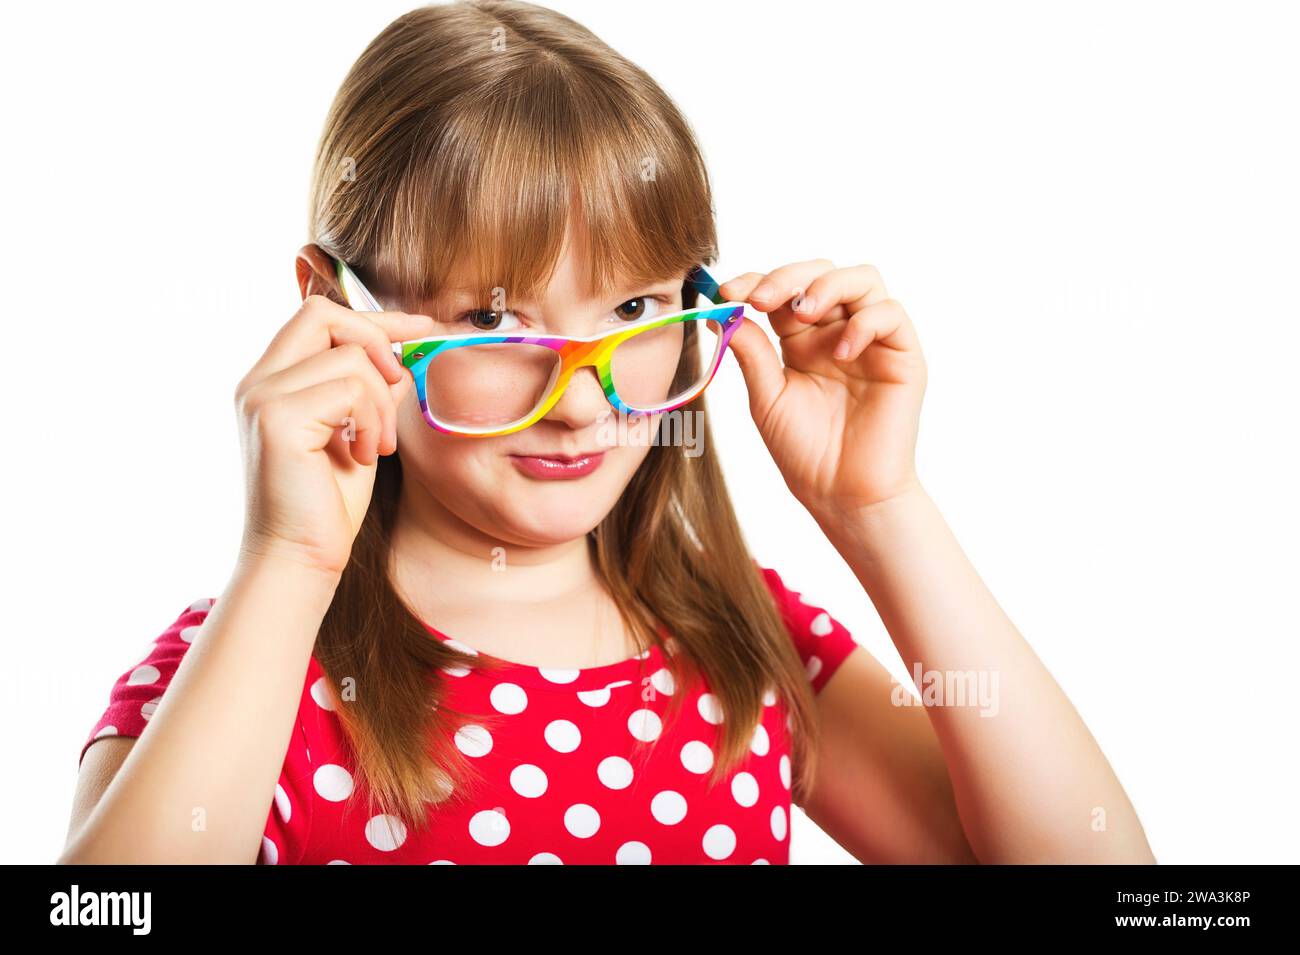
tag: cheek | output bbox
[394,395,660,541]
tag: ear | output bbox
[295,244,347,305]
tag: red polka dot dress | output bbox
[80,564,859,864]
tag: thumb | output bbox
[726,316,786,419]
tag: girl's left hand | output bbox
[720,259,927,518]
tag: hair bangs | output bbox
[368,59,718,313]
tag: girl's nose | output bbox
[543,364,613,431]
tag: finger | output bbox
[264,375,380,463]
[343,391,383,466]
[717,260,835,339]
[789,264,890,327]
[249,344,398,455]
[833,299,920,361]
[253,295,437,386]
[730,259,837,314]
[717,272,766,301]
[725,316,786,425]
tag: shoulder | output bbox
[79,597,218,768]
[753,561,860,694]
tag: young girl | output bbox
[61,0,1154,865]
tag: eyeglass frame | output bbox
[330,255,751,437]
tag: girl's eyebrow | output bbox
[438,276,685,309]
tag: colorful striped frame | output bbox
[332,256,749,437]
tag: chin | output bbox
[495,477,626,543]
[494,509,604,547]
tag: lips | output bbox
[509,450,606,480]
[524,451,603,462]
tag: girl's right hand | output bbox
[233,294,436,577]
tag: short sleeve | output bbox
[79,596,314,865]
[79,597,215,768]
[757,563,860,694]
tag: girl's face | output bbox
[391,246,686,548]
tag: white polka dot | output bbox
[763,686,777,707]
[703,824,736,860]
[189,598,213,612]
[327,859,350,865]
[510,764,548,798]
[180,625,201,643]
[770,805,788,842]
[529,852,563,864]
[597,756,634,789]
[429,859,455,865]
[490,682,528,715]
[750,724,770,757]
[616,841,652,864]
[680,740,714,774]
[539,667,579,684]
[274,783,291,823]
[141,696,161,721]
[752,858,770,864]
[564,804,600,838]
[455,724,493,758]
[127,665,160,686]
[650,668,676,696]
[260,836,278,865]
[365,814,408,851]
[732,772,760,807]
[697,693,724,724]
[469,809,510,847]
[779,755,792,789]
[806,657,823,683]
[577,686,613,707]
[431,774,455,803]
[809,612,833,636]
[651,790,688,825]
[628,709,663,742]
[439,639,477,678]
[313,764,354,802]
[309,677,336,711]
[544,719,581,753]
[93,725,117,740]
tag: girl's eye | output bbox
[615,298,649,322]
[613,296,675,324]
[457,308,522,332]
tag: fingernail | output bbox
[834,338,851,359]
[795,295,816,314]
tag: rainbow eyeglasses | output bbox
[332,255,750,437]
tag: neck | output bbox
[388,474,598,611]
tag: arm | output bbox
[801,645,979,863]
[808,485,1155,863]
[721,259,1154,864]
[59,555,339,864]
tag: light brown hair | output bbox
[307,0,824,832]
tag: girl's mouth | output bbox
[508,451,606,480]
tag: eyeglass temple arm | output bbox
[683,264,729,307]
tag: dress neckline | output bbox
[419,619,670,691]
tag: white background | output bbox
[2,0,1296,864]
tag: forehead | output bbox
[383,265,688,314]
